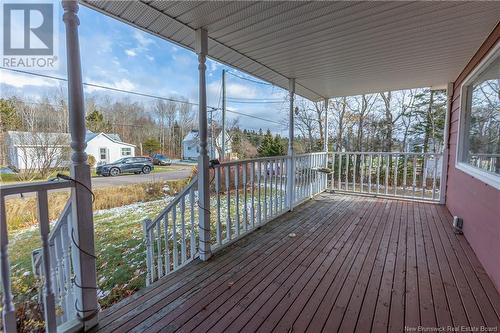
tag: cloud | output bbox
[85,78,136,93]
[125,49,137,57]
[0,71,54,88]
[226,83,258,99]
[133,30,155,48]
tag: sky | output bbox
[0,2,294,135]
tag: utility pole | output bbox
[221,69,226,161]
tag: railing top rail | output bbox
[295,152,328,157]
[48,200,72,243]
[217,155,289,167]
[1,180,74,197]
[150,176,198,227]
[331,151,442,156]
[469,153,500,157]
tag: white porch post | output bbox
[323,98,329,153]
[195,29,212,261]
[439,82,453,204]
[62,0,99,329]
[287,78,295,210]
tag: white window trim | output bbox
[121,147,132,156]
[456,41,500,190]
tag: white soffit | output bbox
[81,1,500,101]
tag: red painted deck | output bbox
[92,194,500,333]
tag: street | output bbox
[91,169,192,188]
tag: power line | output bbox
[0,67,218,110]
[227,100,284,104]
[2,67,286,127]
[225,70,274,86]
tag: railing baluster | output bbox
[274,159,279,214]
[235,165,240,237]
[360,154,365,192]
[385,154,390,195]
[37,190,57,333]
[243,163,248,232]
[250,162,255,228]
[0,197,15,333]
[422,155,427,199]
[403,154,408,197]
[61,221,74,320]
[180,196,187,263]
[338,153,342,190]
[215,167,222,245]
[190,187,196,258]
[279,159,284,212]
[331,153,336,190]
[412,155,417,198]
[368,154,372,193]
[225,165,232,240]
[269,159,274,216]
[432,154,438,200]
[345,154,349,191]
[163,214,170,274]
[257,161,262,225]
[54,234,66,322]
[172,205,178,270]
[393,153,398,196]
[353,154,357,192]
[264,161,268,220]
[143,219,153,285]
[377,153,381,194]
[156,220,163,278]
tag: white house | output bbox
[182,129,231,160]
[84,131,136,165]
[6,131,135,170]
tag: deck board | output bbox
[92,194,500,333]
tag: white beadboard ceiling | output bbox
[81,1,500,101]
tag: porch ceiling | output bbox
[81,1,500,101]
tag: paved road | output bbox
[91,169,192,188]
[4,168,192,199]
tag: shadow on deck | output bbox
[92,193,500,333]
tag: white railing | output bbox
[143,153,331,283]
[293,152,329,205]
[328,152,443,202]
[469,153,499,174]
[211,155,290,248]
[1,180,79,333]
[143,176,198,285]
[32,201,77,327]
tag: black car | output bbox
[96,157,154,176]
[152,153,172,166]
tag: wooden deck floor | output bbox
[93,193,500,333]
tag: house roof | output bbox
[81,1,500,101]
[7,131,70,147]
[85,131,136,147]
[8,131,135,147]
[182,128,224,143]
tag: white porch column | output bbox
[62,0,99,329]
[323,98,329,152]
[439,82,453,204]
[287,78,296,210]
[195,29,212,261]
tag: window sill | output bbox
[455,162,500,190]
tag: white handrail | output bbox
[143,176,198,285]
[1,181,76,333]
[329,151,443,202]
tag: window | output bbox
[121,147,132,156]
[99,148,107,160]
[457,42,500,189]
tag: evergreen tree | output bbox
[258,130,285,157]
[86,109,111,133]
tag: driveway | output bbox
[91,169,192,188]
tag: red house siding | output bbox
[445,24,500,291]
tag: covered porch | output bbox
[93,193,500,333]
[1,1,499,332]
